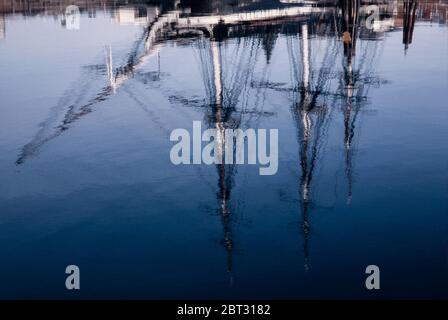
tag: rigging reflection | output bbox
[7,0,428,274]
[287,17,339,270]
[195,24,265,284]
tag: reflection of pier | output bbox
[131,4,336,41]
[2,0,448,27]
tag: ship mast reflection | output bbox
[196,27,263,284]
[287,17,339,270]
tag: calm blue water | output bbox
[0,0,447,299]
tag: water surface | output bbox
[0,0,447,299]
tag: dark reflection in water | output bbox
[403,0,418,52]
[0,0,447,299]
